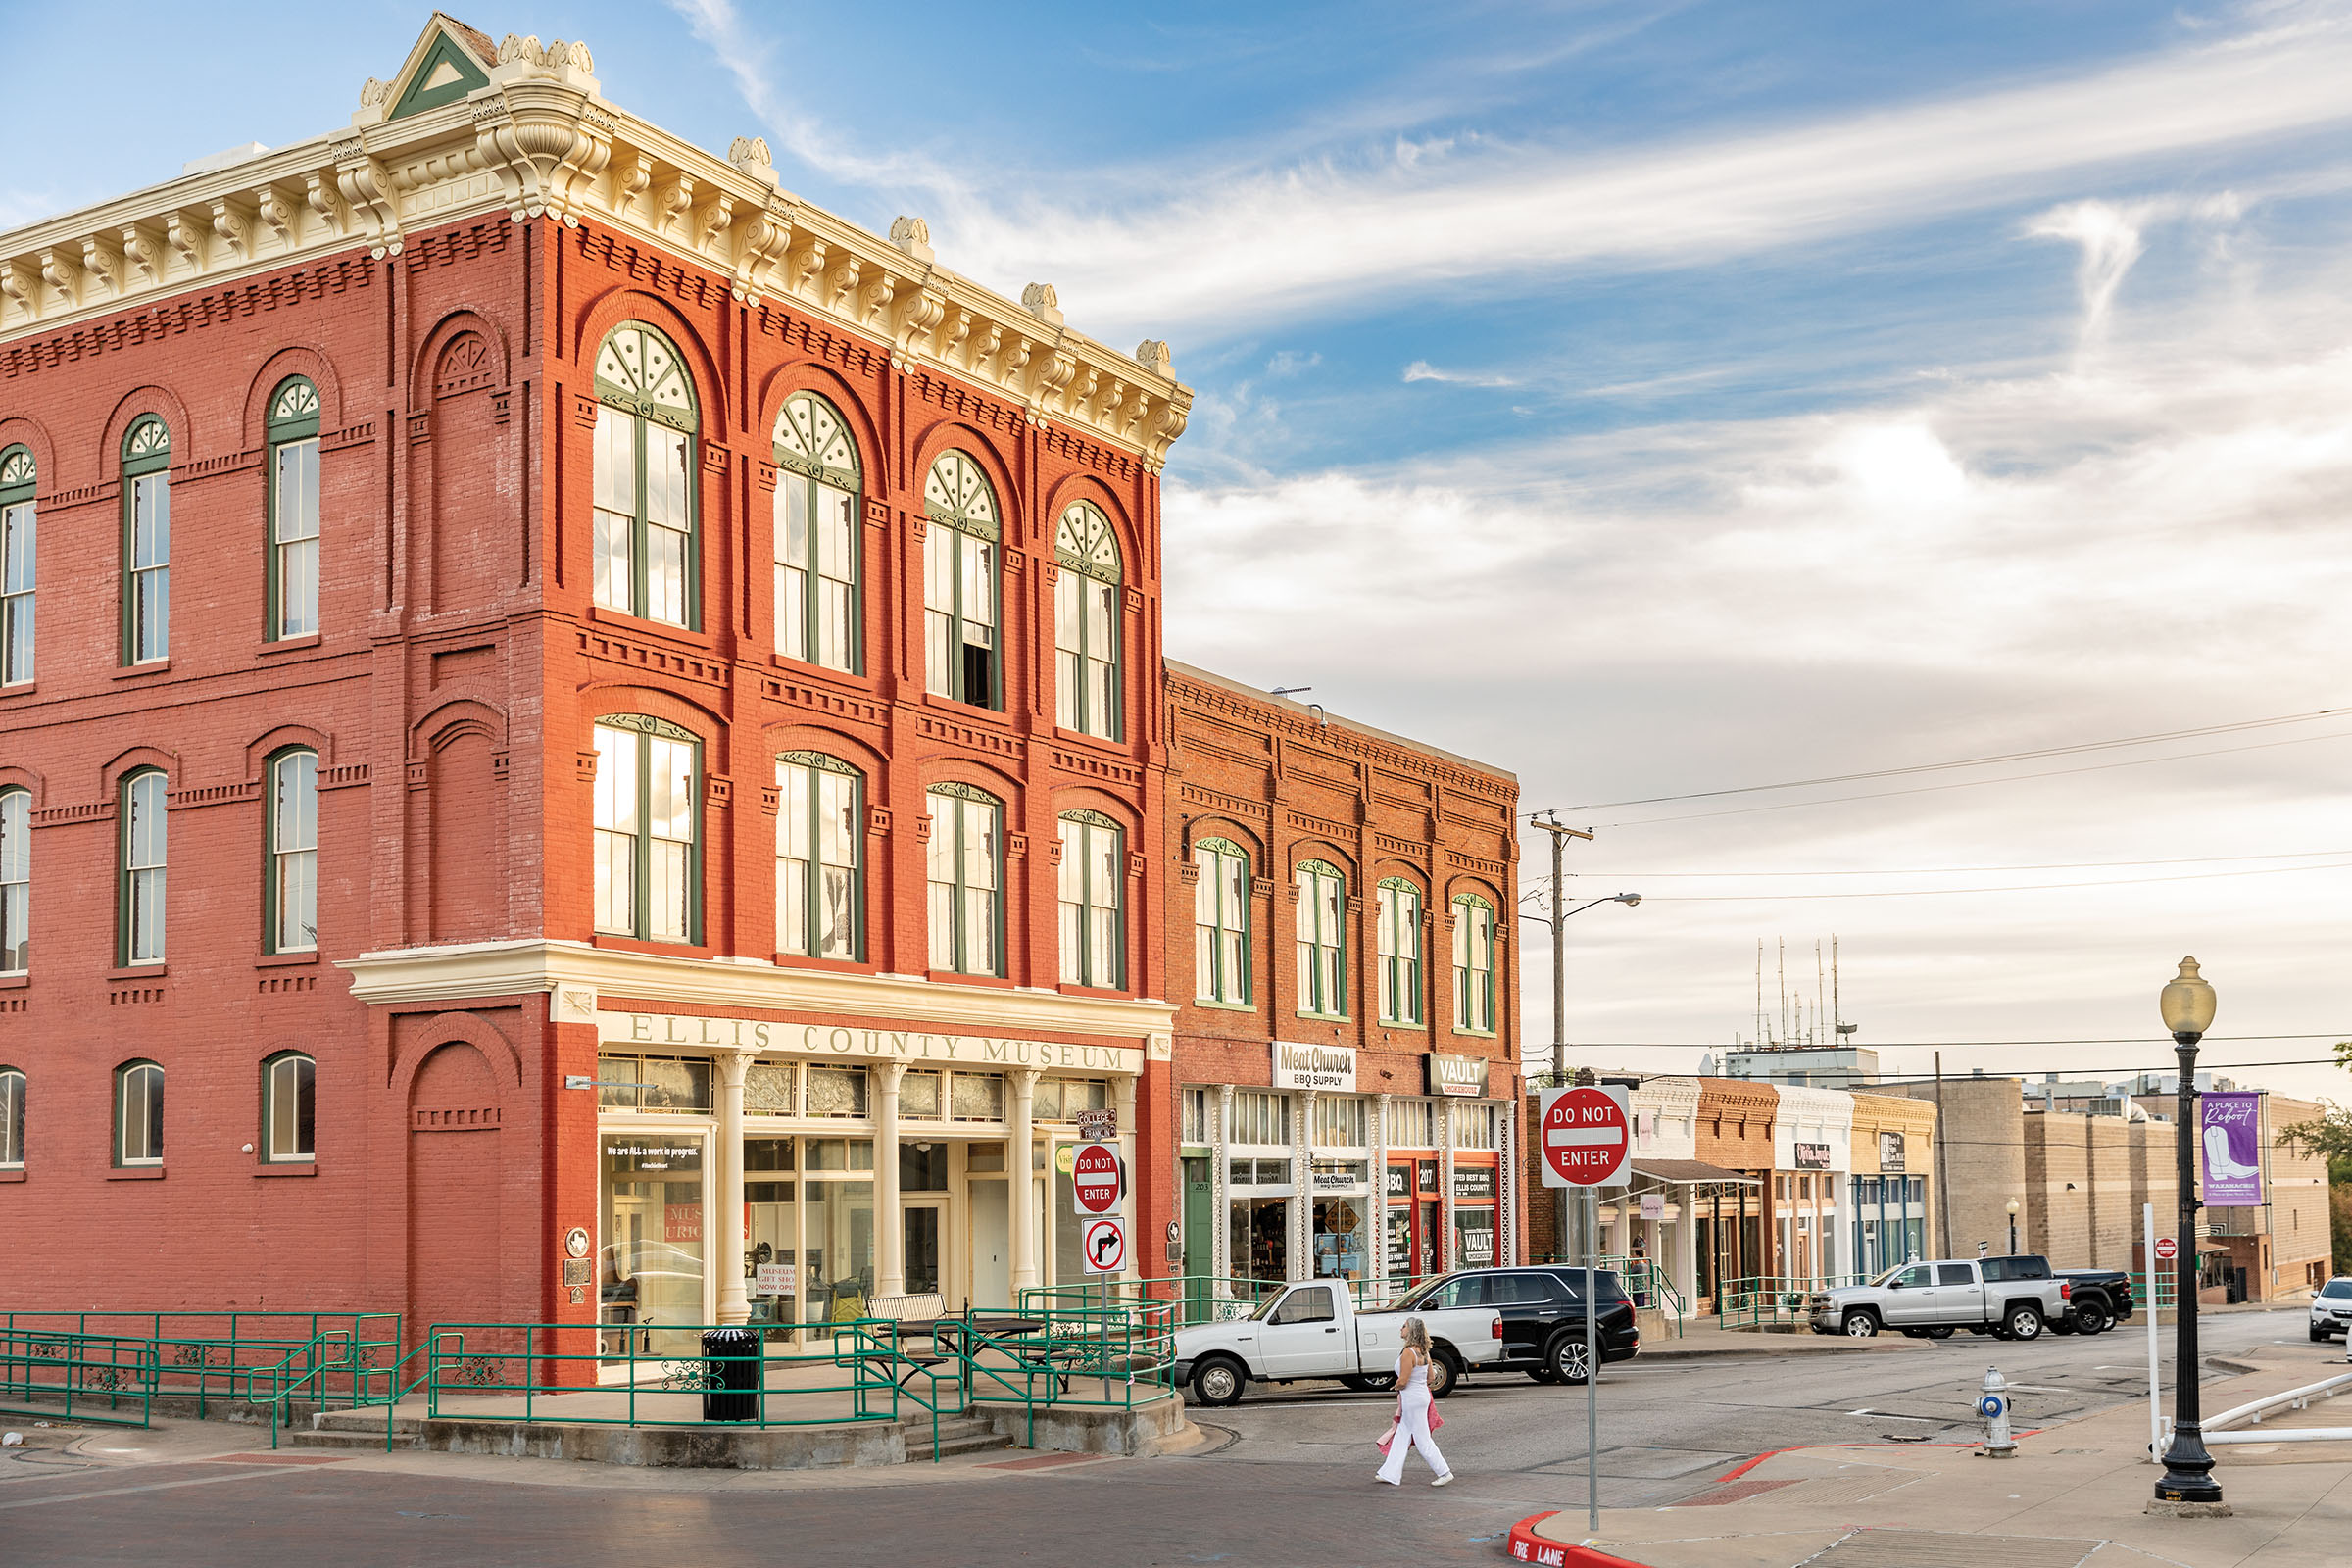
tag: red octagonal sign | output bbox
[1539,1085,1631,1189]
[1072,1142,1122,1214]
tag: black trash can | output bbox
[701,1327,760,1422]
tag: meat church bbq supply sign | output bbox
[1271,1041,1356,1093]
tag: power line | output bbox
[1570,848,2352,877]
[1584,726,2352,830]
[1525,706,2345,817]
[1625,858,2352,900]
[1539,1034,2351,1048]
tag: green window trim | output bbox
[1054,502,1122,740]
[922,451,1002,710]
[114,1059,164,1166]
[1452,893,1497,1035]
[121,417,171,665]
[1375,876,1425,1026]
[263,748,318,956]
[924,783,1004,976]
[266,380,322,641]
[118,767,167,967]
[592,715,704,945]
[1294,859,1348,1018]
[591,323,701,629]
[772,392,863,674]
[775,750,864,961]
[0,449,30,686]
[386,29,492,122]
[1192,836,1252,1005]
[1057,811,1125,990]
[259,1051,316,1163]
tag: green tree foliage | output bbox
[2277,1041,2352,1272]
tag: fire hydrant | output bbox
[1976,1365,2017,1458]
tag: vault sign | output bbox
[1539,1085,1632,1188]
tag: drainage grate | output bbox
[1805,1530,2101,1568]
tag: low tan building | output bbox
[1849,1093,1937,1275]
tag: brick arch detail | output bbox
[906,416,1024,542]
[751,361,888,503]
[0,763,45,807]
[244,724,334,776]
[1038,471,1143,583]
[409,309,513,411]
[98,744,177,796]
[565,284,728,434]
[760,720,886,782]
[0,414,58,492]
[1286,838,1359,881]
[97,385,194,481]
[412,697,507,755]
[1183,815,1265,868]
[238,346,348,446]
[391,1012,523,1094]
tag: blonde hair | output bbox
[1400,1317,1432,1355]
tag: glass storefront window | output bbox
[902,1070,942,1120]
[804,1138,874,1170]
[597,1054,711,1113]
[1229,1196,1289,1283]
[1313,1197,1369,1281]
[600,1135,706,1365]
[900,1142,949,1192]
[1034,1078,1108,1122]
[807,1066,868,1118]
[745,1137,797,1335]
[803,1179,875,1326]
[951,1073,1004,1122]
[1453,1206,1496,1269]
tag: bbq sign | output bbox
[1538,1085,1632,1189]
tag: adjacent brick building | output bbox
[0,16,1522,1348]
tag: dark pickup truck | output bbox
[2052,1269,2134,1335]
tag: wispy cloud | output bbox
[1402,360,1520,388]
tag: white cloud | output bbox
[1402,360,1520,387]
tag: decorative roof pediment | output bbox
[383,19,494,122]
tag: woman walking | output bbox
[1375,1317,1453,1487]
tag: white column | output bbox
[1440,1098,1457,1272]
[1372,1093,1392,1285]
[714,1051,753,1325]
[1294,1089,1317,1281]
[1010,1069,1041,1294]
[1499,1097,1520,1266]
[1673,1196,1699,1319]
[876,1061,906,1299]
[1115,1073,1140,1284]
[1212,1083,1234,1298]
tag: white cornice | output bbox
[337,937,1179,1047]
[0,41,1192,470]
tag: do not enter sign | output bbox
[2154,1237,2179,1262]
[1071,1141,1122,1214]
[1540,1085,1632,1189]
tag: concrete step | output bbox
[290,1423,428,1452]
[902,1415,1009,1460]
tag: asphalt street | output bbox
[0,1308,2316,1568]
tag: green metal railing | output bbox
[0,1311,399,1417]
[0,1329,160,1427]
[1717,1274,1862,1329]
[2126,1271,2179,1313]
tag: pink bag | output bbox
[1375,1410,1442,1453]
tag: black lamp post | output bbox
[2006,1199,2019,1255]
[2154,956,2222,1506]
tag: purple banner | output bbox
[2200,1091,2265,1206]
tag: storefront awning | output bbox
[1631,1159,1761,1186]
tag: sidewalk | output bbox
[1512,1342,2352,1567]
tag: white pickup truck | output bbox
[1171,1278,1506,1407]
[1809,1254,2075,1341]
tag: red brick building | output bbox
[0,17,1510,1350]
[1161,665,1521,1296]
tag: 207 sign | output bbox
[1539,1085,1632,1189]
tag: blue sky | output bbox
[10,3,2352,1097]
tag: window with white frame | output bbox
[775,753,861,960]
[0,1066,22,1167]
[1056,810,1123,988]
[122,418,171,663]
[116,1060,163,1165]
[1387,1097,1436,1150]
[1181,1087,1210,1145]
[1053,502,1121,739]
[1453,894,1496,1032]
[772,391,860,671]
[261,1052,315,1162]
[0,787,25,974]
[268,379,321,640]
[921,451,1000,709]
[1193,838,1250,1004]
[593,717,700,943]
[1312,1094,1369,1150]
[1455,1102,1498,1149]
[267,749,318,954]
[1375,878,1423,1025]
[925,783,1003,975]
[1,445,33,684]
[591,322,698,627]
[120,769,166,965]
[1294,859,1346,1017]
[1230,1090,1291,1149]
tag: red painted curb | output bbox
[1502,1511,1653,1566]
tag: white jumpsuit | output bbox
[1375,1352,1450,1484]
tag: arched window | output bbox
[1376,877,1424,1026]
[924,782,1002,976]
[267,378,321,640]
[1054,502,1121,739]
[261,1052,315,1163]
[921,451,1000,709]
[775,752,861,960]
[122,417,171,664]
[1452,894,1496,1033]
[1294,859,1347,1018]
[0,786,25,975]
[266,749,318,954]
[115,1059,164,1166]
[120,768,167,965]
[0,1066,22,1167]
[1192,837,1250,1004]
[593,716,700,944]
[772,392,860,672]
[1,445,34,685]
[591,322,699,628]
[1057,810,1124,989]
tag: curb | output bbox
[1503,1512,1652,1566]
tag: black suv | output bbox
[1390,1266,1640,1385]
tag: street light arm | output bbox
[1518,894,1642,926]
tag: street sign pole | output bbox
[1536,1083,1630,1540]
[2146,1202,2162,1461]
[1587,1181,1600,1535]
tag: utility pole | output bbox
[1533,813,1593,1264]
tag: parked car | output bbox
[1388,1265,1640,1385]
[2051,1269,2134,1335]
[1809,1254,2072,1341]
[1170,1277,1505,1407]
[2310,1276,2352,1342]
